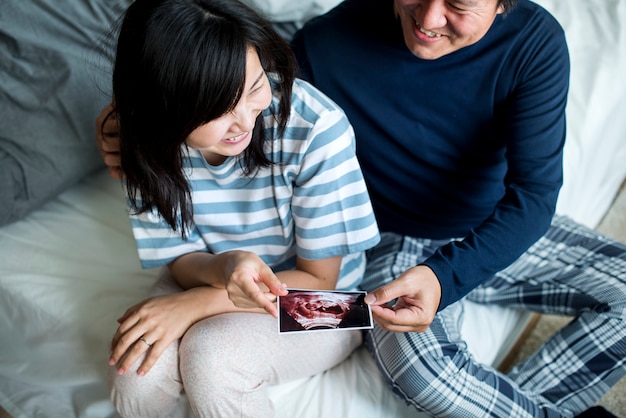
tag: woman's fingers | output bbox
[114,334,159,376]
[109,294,194,375]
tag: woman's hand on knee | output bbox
[108,293,196,376]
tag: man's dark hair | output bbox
[498,0,520,14]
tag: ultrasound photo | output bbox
[278,289,373,334]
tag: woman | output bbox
[104,0,380,416]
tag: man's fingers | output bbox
[364,282,401,306]
[108,166,126,180]
[103,152,121,167]
[101,130,121,151]
[369,304,430,333]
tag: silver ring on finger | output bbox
[139,337,152,347]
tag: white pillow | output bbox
[240,0,342,23]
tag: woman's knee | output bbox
[178,316,261,393]
[179,315,277,417]
[109,345,182,418]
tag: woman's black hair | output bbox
[109,0,296,236]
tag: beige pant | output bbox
[109,272,362,418]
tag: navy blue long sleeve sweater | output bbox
[291,0,570,310]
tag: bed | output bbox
[1,0,625,417]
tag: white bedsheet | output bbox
[0,170,530,418]
[1,0,625,417]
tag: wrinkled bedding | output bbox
[1,0,625,417]
[0,170,530,418]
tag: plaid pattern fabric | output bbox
[362,215,626,417]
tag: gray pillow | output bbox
[0,0,131,226]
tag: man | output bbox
[97,0,626,416]
[289,0,626,416]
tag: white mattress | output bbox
[1,0,625,417]
[0,170,533,418]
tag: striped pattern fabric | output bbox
[129,78,379,291]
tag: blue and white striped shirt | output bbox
[129,78,380,290]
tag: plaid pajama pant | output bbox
[361,215,626,417]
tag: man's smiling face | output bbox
[394,0,504,60]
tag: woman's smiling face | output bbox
[185,47,272,165]
[394,0,504,60]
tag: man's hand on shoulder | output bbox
[95,103,124,180]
